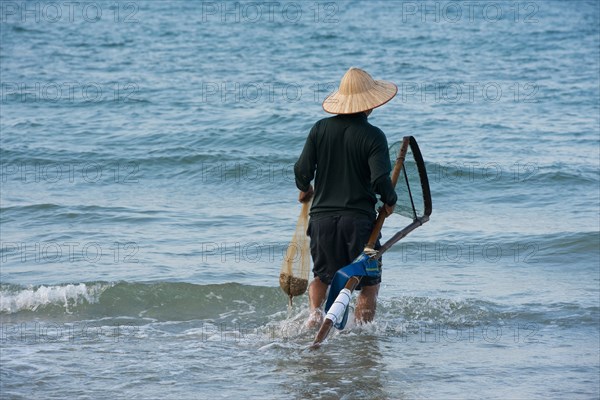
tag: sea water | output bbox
[1,1,599,399]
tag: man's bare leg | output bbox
[355,284,380,324]
[306,277,328,328]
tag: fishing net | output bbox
[279,200,311,306]
[377,139,430,222]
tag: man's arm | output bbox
[298,185,314,203]
[369,131,397,215]
[294,125,317,202]
[373,174,397,205]
[373,174,397,216]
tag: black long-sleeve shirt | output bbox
[294,113,398,219]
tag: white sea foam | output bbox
[0,283,111,314]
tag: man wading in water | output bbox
[294,67,398,328]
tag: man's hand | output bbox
[378,203,395,217]
[299,185,314,203]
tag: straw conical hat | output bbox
[322,67,397,114]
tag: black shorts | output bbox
[307,214,382,288]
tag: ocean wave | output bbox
[536,231,600,265]
[5,25,44,35]
[0,282,112,314]
[1,281,596,330]
[0,204,167,227]
[385,231,600,266]
[0,282,283,320]
[426,161,598,188]
[0,146,296,168]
